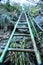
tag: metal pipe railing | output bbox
[0,11,23,62]
[28,13,40,41]
[25,12,42,65]
[30,13,43,31]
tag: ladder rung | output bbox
[13,34,30,36]
[8,48,34,52]
[0,46,34,52]
[16,27,28,29]
[15,22,27,25]
[20,20,26,21]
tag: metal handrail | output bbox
[0,11,23,62]
[28,13,40,41]
[30,13,43,31]
[25,12,42,65]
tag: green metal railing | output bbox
[24,11,42,65]
[0,11,23,62]
[28,13,40,41]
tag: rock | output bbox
[34,15,43,31]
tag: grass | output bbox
[9,37,26,65]
[29,5,39,17]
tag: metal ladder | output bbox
[0,11,42,65]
